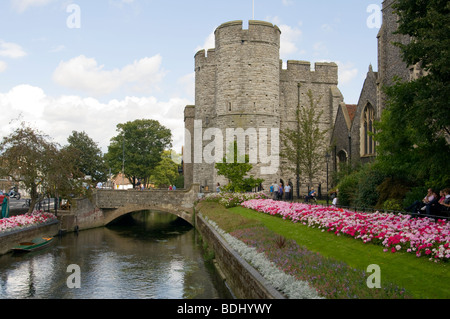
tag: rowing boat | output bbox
[12,237,54,253]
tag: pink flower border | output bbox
[241,199,450,262]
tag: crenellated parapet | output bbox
[195,49,216,70]
[214,20,281,49]
[280,60,338,84]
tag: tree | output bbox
[215,141,263,193]
[105,119,172,187]
[374,0,450,188]
[150,151,179,188]
[64,131,107,183]
[0,125,70,213]
[393,0,450,139]
[281,89,328,191]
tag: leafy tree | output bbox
[64,131,107,183]
[393,0,450,139]
[150,151,179,188]
[0,124,79,213]
[215,141,263,193]
[375,0,450,188]
[281,89,328,191]
[105,119,172,187]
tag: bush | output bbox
[403,186,428,209]
[354,164,385,209]
[383,199,403,212]
[336,172,359,207]
[376,177,411,209]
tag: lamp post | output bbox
[348,132,352,170]
[325,152,331,206]
[296,83,301,199]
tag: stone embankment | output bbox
[0,221,59,255]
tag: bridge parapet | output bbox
[95,184,198,209]
[91,184,200,226]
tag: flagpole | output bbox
[253,0,254,20]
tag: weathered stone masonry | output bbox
[185,20,344,195]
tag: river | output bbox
[0,211,232,299]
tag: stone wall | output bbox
[195,213,286,299]
[185,20,343,195]
[58,186,199,232]
[0,221,59,255]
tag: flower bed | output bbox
[231,226,410,299]
[241,200,450,262]
[0,211,58,234]
[199,192,270,208]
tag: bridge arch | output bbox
[93,185,200,227]
[65,184,200,232]
[102,203,195,226]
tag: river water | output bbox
[0,211,232,299]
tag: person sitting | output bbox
[305,188,317,203]
[424,190,439,216]
[405,188,436,215]
[433,188,450,217]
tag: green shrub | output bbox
[355,164,385,209]
[383,199,403,212]
[376,177,411,208]
[403,186,428,209]
[336,172,359,207]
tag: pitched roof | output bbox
[346,104,357,124]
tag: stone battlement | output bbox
[214,20,280,48]
[281,60,338,84]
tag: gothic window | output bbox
[362,104,376,156]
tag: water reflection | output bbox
[0,211,232,299]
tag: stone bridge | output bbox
[60,184,201,232]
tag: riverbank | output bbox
[0,220,60,255]
[197,201,450,299]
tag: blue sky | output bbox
[0,0,383,153]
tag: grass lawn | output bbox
[197,201,450,299]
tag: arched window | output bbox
[337,150,347,164]
[362,104,376,156]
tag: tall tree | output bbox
[375,0,450,188]
[281,89,328,190]
[65,131,107,183]
[105,119,172,187]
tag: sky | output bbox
[0,0,383,154]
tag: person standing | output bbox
[284,184,291,201]
[278,183,284,201]
[272,181,279,200]
[1,193,9,219]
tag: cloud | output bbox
[282,0,294,5]
[278,24,303,58]
[0,85,189,153]
[195,31,215,54]
[0,61,6,73]
[316,60,359,85]
[337,61,358,85]
[11,0,57,13]
[177,72,195,98]
[49,44,66,53]
[266,17,302,59]
[52,55,166,96]
[313,42,329,58]
[0,40,27,58]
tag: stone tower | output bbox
[376,0,411,117]
[185,20,343,195]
